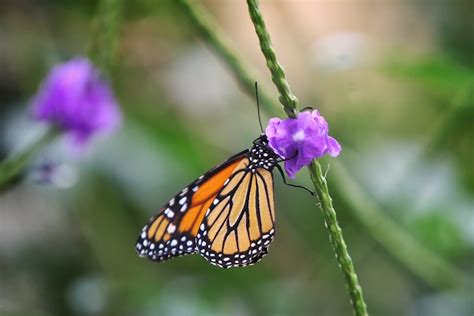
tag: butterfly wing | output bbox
[196,159,276,268]
[136,150,249,262]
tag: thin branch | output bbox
[176,0,278,117]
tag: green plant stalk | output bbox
[308,161,368,314]
[178,0,465,293]
[175,0,278,117]
[0,128,58,190]
[246,1,298,119]
[246,1,368,315]
[91,0,123,76]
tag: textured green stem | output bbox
[246,1,298,118]
[308,160,368,314]
[0,128,58,191]
[246,1,368,315]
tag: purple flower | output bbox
[265,110,341,178]
[31,57,121,147]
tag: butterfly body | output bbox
[136,135,279,268]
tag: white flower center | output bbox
[292,130,305,142]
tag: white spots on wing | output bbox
[193,228,275,269]
[164,208,174,218]
[249,143,278,172]
[167,224,176,234]
[137,145,279,268]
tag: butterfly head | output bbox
[249,135,278,172]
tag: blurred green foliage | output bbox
[1,1,473,316]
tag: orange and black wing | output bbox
[135,150,248,262]
[196,159,276,268]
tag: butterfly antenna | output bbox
[255,82,264,133]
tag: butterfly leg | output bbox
[276,164,315,196]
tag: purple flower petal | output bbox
[265,110,341,178]
[31,57,121,149]
[327,136,342,157]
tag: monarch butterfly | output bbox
[135,85,312,268]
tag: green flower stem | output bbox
[175,0,278,116]
[91,0,123,76]
[246,2,368,314]
[0,128,58,191]
[178,0,464,294]
[308,160,368,314]
[246,1,298,119]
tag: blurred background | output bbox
[1,1,473,315]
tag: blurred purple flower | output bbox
[265,110,341,178]
[31,57,121,147]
